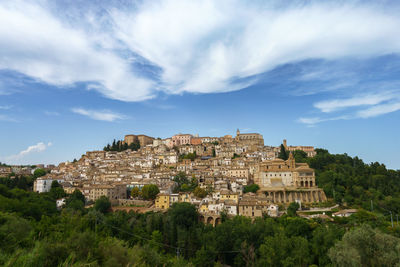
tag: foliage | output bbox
[173,172,197,193]
[329,224,400,266]
[50,180,67,199]
[33,168,46,178]
[193,187,207,198]
[0,150,400,266]
[140,184,160,200]
[179,152,197,161]
[131,187,140,198]
[103,139,140,152]
[94,196,111,214]
[293,150,308,163]
[243,184,260,193]
[278,144,288,160]
[307,149,400,213]
[232,153,240,159]
[287,202,300,217]
[65,189,85,211]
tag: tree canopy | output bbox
[94,196,111,214]
[278,144,288,160]
[243,184,260,193]
[140,184,160,200]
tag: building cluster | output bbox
[34,129,326,219]
[0,164,55,177]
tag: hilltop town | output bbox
[33,129,327,222]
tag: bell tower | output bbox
[288,152,295,169]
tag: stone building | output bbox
[172,134,192,146]
[254,153,326,203]
[87,184,126,201]
[124,134,154,148]
[235,129,264,146]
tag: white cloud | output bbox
[357,101,400,118]
[71,107,127,122]
[1,1,400,101]
[4,142,52,161]
[0,1,154,101]
[111,1,400,95]
[299,91,400,125]
[314,92,396,113]
[298,115,350,126]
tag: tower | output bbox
[283,139,287,149]
[236,128,240,136]
[288,152,295,169]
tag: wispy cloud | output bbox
[357,101,400,118]
[314,92,396,113]
[0,1,154,101]
[1,1,400,101]
[298,116,350,126]
[71,107,127,122]
[299,91,400,125]
[4,142,52,161]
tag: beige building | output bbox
[124,134,154,148]
[276,139,317,157]
[0,166,12,177]
[172,134,192,146]
[155,193,170,210]
[254,153,326,203]
[88,184,126,201]
[235,129,264,146]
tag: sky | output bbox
[1,0,400,169]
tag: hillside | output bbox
[0,149,400,266]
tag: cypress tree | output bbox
[278,144,288,160]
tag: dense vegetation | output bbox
[0,149,400,266]
[104,139,140,152]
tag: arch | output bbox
[215,217,221,226]
[206,217,214,224]
[305,181,308,187]
[310,181,313,187]
[300,181,304,187]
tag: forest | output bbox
[1,148,400,266]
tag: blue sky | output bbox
[1,0,400,169]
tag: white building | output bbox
[56,198,66,209]
[34,178,64,193]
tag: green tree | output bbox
[328,224,400,267]
[50,180,66,199]
[65,189,85,211]
[168,202,199,229]
[287,202,300,217]
[131,187,140,198]
[94,196,111,214]
[173,172,189,193]
[258,231,310,266]
[33,168,46,178]
[278,144,288,160]
[0,212,33,253]
[193,187,207,198]
[293,150,307,163]
[140,184,160,200]
[243,184,260,193]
